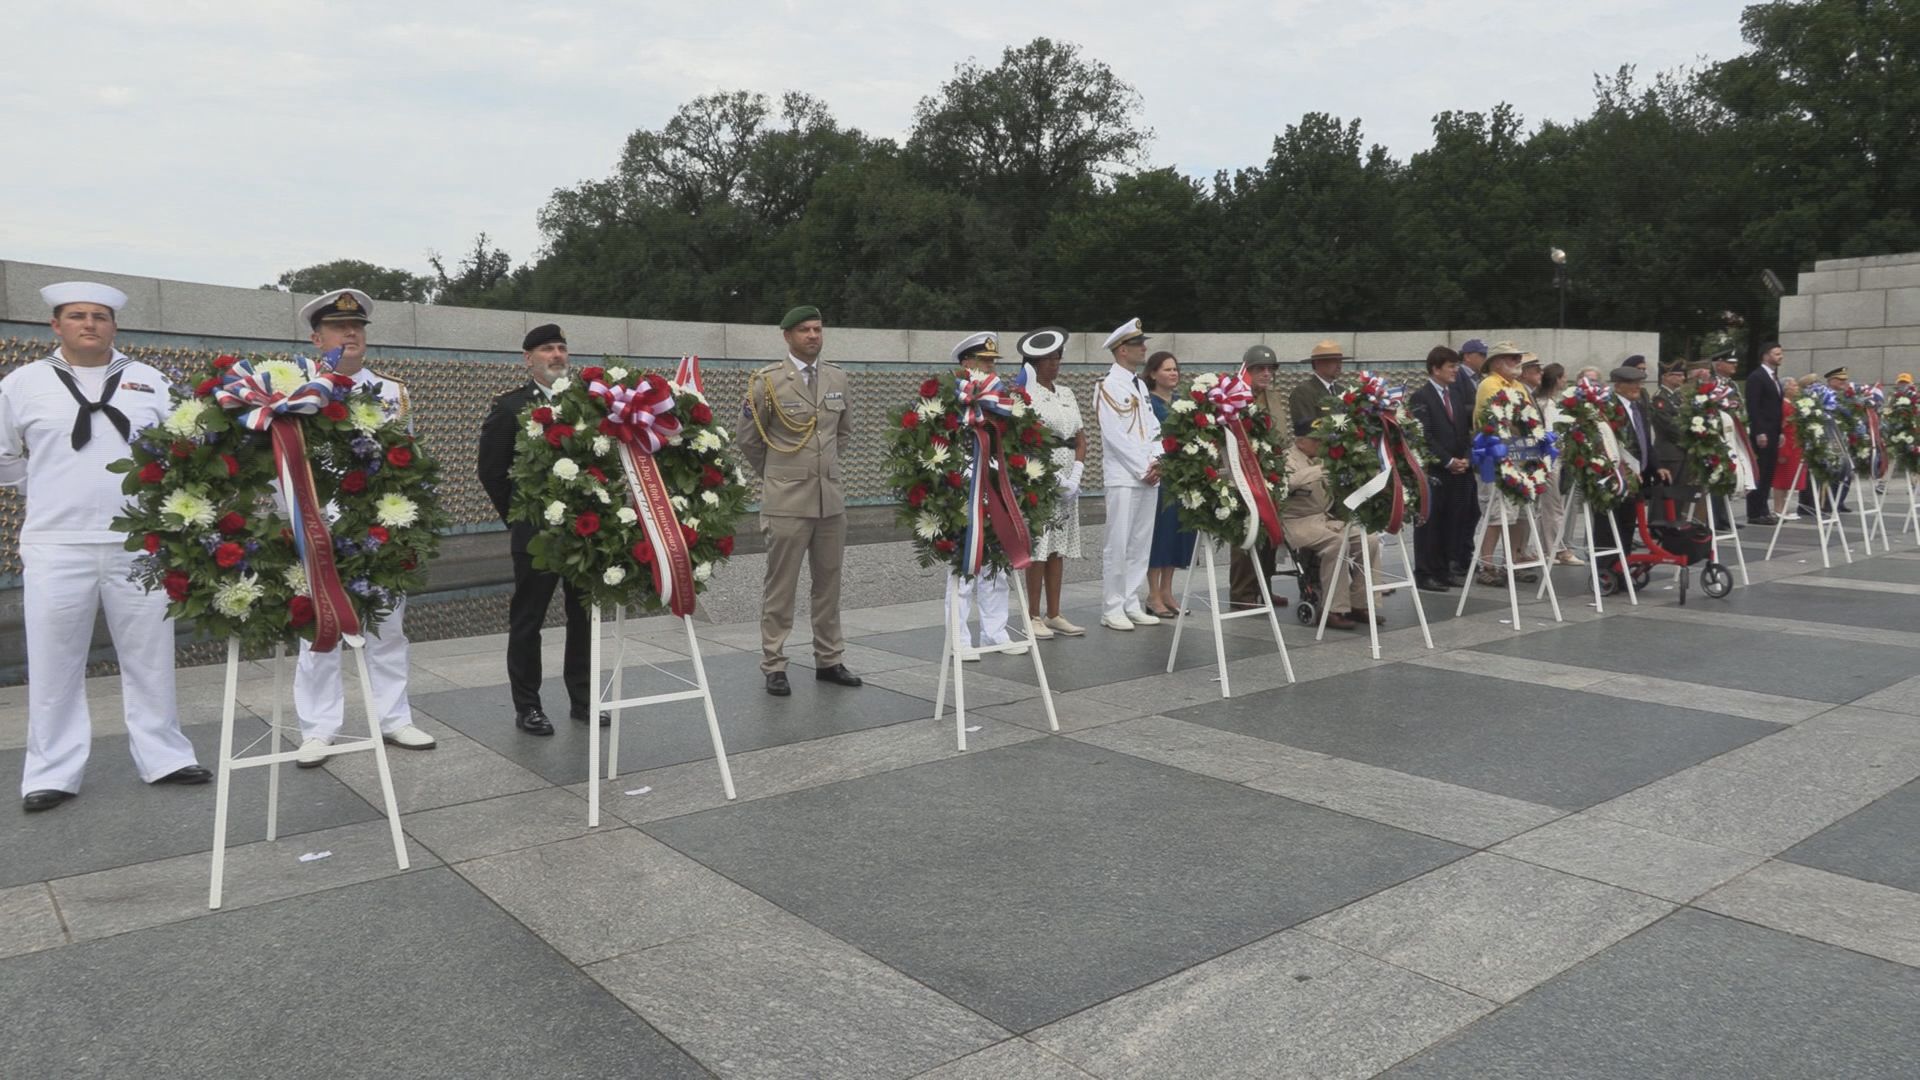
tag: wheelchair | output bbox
[1270,542,1325,626]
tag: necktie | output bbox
[1440,384,1453,422]
[1633,404,1649,463]
[52,366,130,450]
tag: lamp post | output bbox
[1550,247,1569,330]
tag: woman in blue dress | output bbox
[1144,350,1196,617]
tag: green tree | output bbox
[264,259,432,303]
[428,233,518,308]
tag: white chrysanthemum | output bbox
[1171,399,1197,414]
[1008,401,1028,417]
[544,500,566,525]
[593,487,611,504]
[550,377,571,393]
[683,516,700,530]
[159,488,217,529]
[606,366,630,382]
[525,420,543,438]
[282,565,309,595]
[1690,417,1708,432]
[924,444,951,467]
[1182,490,1206,509]
[349,400,385,433]
[602,565,627,586]
[692,430,723,452]
[551,458,580,481]
[701,490,719,506]
[1192,373,1221,391]
[670,495,690,512]
[1215,504,1234,520]
[254,359,307,392]
[163,400,208,437]
[915,399,946,419]
[1184,442,1205,456]
[592,435,611,455]
[693,562,713,582]
[616,506,638,524]
[374,494,419,528]
[1328,414,1350,429]
[1024,461,1045,481]
[913,512,943,540]
[213,574,264,620]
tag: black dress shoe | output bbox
[515,707,555,736]
[814,664,863,687]
[765,671,792,696]
[570,706,612,727]
[153,765,212,785]
[22,789,75,812]
[1325,612,1360,631]
[1416,576,1452,593]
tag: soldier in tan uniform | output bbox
[738,305,864,696]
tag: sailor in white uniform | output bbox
[290,288,436,766]
[1096,318,1163,630]
[942,333,1028,658]
[0,282,206,811]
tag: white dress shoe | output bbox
[1100,615,1135,631]
[382,724,437,750]
[295,738,333,769]
[1044,615,1086,636]
[1125,608,1162,626]
[1004,643,1030,655]
[1028,620,1055,640]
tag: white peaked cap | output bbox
[1102,318,1148,352]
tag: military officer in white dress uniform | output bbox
[943,332,1029,658]
[1,282,207,811]
[1096,318,1163,630]
[290,289,436,766]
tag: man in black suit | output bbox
[477,323,596,736]
[1610,365,1672,553]
[1409,346,1474,591]
[1449,339,1489,575]
[1745,342,1784,525]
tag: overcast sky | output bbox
[1,0,1751,291]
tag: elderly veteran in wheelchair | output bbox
[1284,419,1383,631]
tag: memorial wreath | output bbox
[1311,373,1427,535]
[1885,382,1920,476]
[1472,384,1555,504]
[1787,386,1854,494]
[1156,371,1287,547]
[1552,377,1636,513]
[1677,380,1760,498]
[111,353,448,654]
[507,365,750,613]
[886,368,1060,578]
[1839,381,1891,481]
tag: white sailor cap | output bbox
[41,281,129,313]
[1102,318,1148,352]
[950,331,1004,365]
[299,288,374,329]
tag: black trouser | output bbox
[1229,540,1277,607]
[507,531,591,715]
[1421,473,1477,580]
[1747,433,1780,519]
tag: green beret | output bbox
[779,305,822,331]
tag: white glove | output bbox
[1057,460,1084,502]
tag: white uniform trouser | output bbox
[20,542,195,795]
[1102,485,1157,619]
[294,596,412,742]
[946,570,1010,647]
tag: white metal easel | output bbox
[1313,523,1433,660]
[1456,499,1563,630]
[1764,464,1852,568]
[934,573,1059,750]
[1166,540,1295,696]
[587,605,736,828]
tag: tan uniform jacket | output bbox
[1279,444,1344,549]
[738,359,853,518]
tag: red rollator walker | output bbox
[1599,494,1734,605]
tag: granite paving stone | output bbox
[1697,860,1920,967]
[1844,678,1920,720]
[645,737,1466,1031]
[1590,764,1879,854]
[1705,727,1920,797]
[1705,578,1920,636]
[2,869,709,1079]
[1032,930,1492,1080]
[1384,909,1920,1079]
[1781,778,1920,893]
[1491,814,1765,902]
[914,1039,1098,1080]
[320,724,550,811]
[400,786,596,864]
[0,884,65,959]
[1301,853,1672,1002]
[1811,555,1920,585]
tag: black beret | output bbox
[523,323,566,351]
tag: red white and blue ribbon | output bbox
[954,372,1034,577]
[1204,374,1283,548]
[1703,380,1759,492]
[590,374,698,616]
[1855,382,1890,479]
[1339,373,1430,534]
[216,356,361,652]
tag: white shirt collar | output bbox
[788,352,815,376]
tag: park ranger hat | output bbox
[300,288,373,329]
[1305,339,1350,363]
[1241,344,1280,369]
[1487,341,1525,361]
[41,281,129,313]
[951,332,1003,365]
[1520,353,1542,370]
[1017,327,1069,360]
[1102,318,1148,352]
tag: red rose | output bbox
[217,512,247,535]
[632,540,655,564]
[1008,454,1027,469]
[1267,472,1282,485]
[368,526,390,543]
[322,402,348,421]
[1162,437,1182,454]
[402,557,417,570]
[545,424,575,448]
[194,377,219,398]
[690,403,713,425]
[934,538,957,554]
[574,512,600,537]
[386,446,412,468]
[1572,431,1587,444]
[1329,446,1346,460]
[907,485,928,508]
[1343,392,1357,404]
[900,411,921,429]
[214,542,245,568]
[1262,415,1275,431]
[702,465,726,488]
[930,435,948,449]
[139,461,166,485]
[1021,427,1042,447]
[680,523,699,545]
[716,535,734,556]
[143,533,161,554]
[598,419,620,437]
[920,378,941,398]
[340,470,367,494]
[1204,466,1219,481]
[1025,491,1039,507]
[163,570,191,602]
[580,366,606,383]
[1191,389,1206,401]
[288,596,315,629]
[946,471,966,489]
[170,441,193,460]
[1194,414,1211,428]
[586,466,607,483]
[942,414,960,431]
[213,354,238,370]
[531,406,555,425]
[221,454,239,477]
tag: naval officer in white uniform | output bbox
[0,282,207,812]
[942,332,1028,657]
[1096,318,1163,630]
[290,288,437,766]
